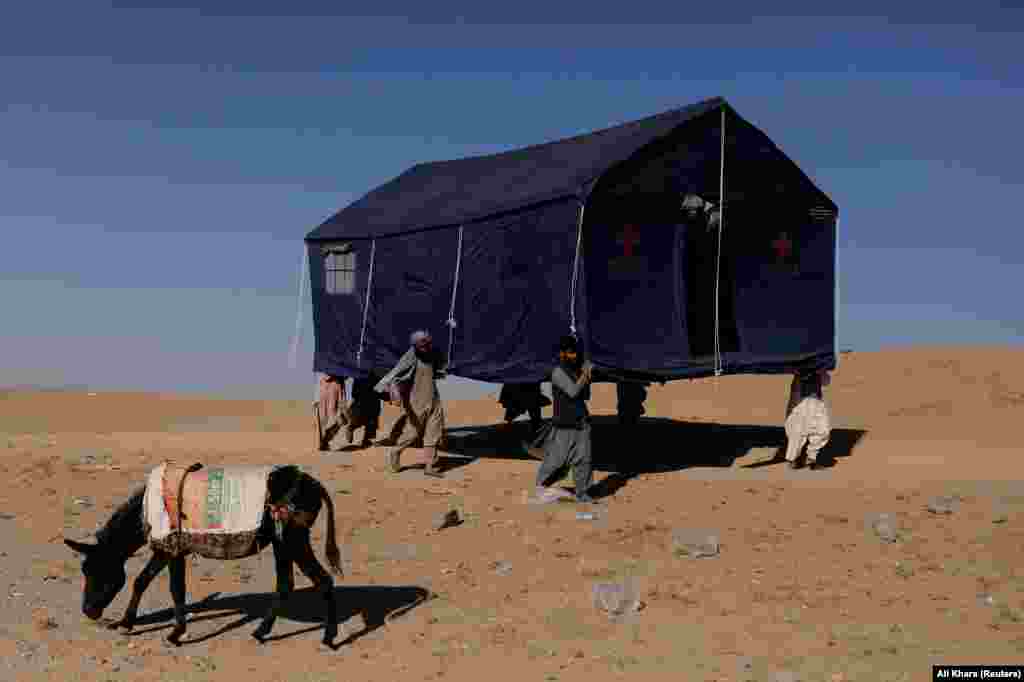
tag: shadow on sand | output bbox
[440,415,868,497]
[124,584,431,648]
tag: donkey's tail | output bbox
[317,479,343,576]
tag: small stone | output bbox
[926,496,958,515]
[672,529,720,558]
[592,581,642,619]
[32,609,58,631]
[433,509,461,531]
[492,561,513,576]
[868,513,899,542]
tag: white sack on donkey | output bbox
[64,462,343,647]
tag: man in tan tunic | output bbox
[375,330,447,477]
[316,374,344,451]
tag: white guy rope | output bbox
[834,215,841,367]
[355,239,376,366]
[445,226,465,368]
[569,201,586,337]
[713,107,726,377]
[287,244,309,370]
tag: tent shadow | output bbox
[123,584,430,649]
[441,416,868,494]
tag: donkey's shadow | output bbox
[125,584,430,648]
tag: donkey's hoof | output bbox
[251,626,270,643]
[166,627,185,646]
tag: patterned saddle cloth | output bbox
[143,461,274,559]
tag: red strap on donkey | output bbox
[172,463,203,552]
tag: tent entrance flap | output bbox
[683,214,739,361]
[583,217,691,373]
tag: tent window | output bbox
[323,244,357,295]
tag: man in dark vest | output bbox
[535,335,597,503]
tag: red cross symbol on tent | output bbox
[616,224,641,257]
[772,232,793,264]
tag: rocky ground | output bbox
[1,346,1023,682]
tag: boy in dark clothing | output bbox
[343,371,384,448]
[615,381,648,426]
[535,335,597,503]
[499,382,550,436]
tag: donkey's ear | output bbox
[64,538,96,555]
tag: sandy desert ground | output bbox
[2,346,1023,682]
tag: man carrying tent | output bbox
[316,373,344,451]
[498,383,550,437]
[616,382,649,426]
[343,370,384,448]
[535,335,597,504]
[316,372,385,451]
[375,330,448,477]
[784,368,832,470]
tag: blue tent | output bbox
[306,97,839,384]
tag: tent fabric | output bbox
[306,97,839,384]
[308,96,834,241]
[309,200,587,383]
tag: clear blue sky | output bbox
[2,2,1022,398]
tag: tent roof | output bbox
[307,96,834,241]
